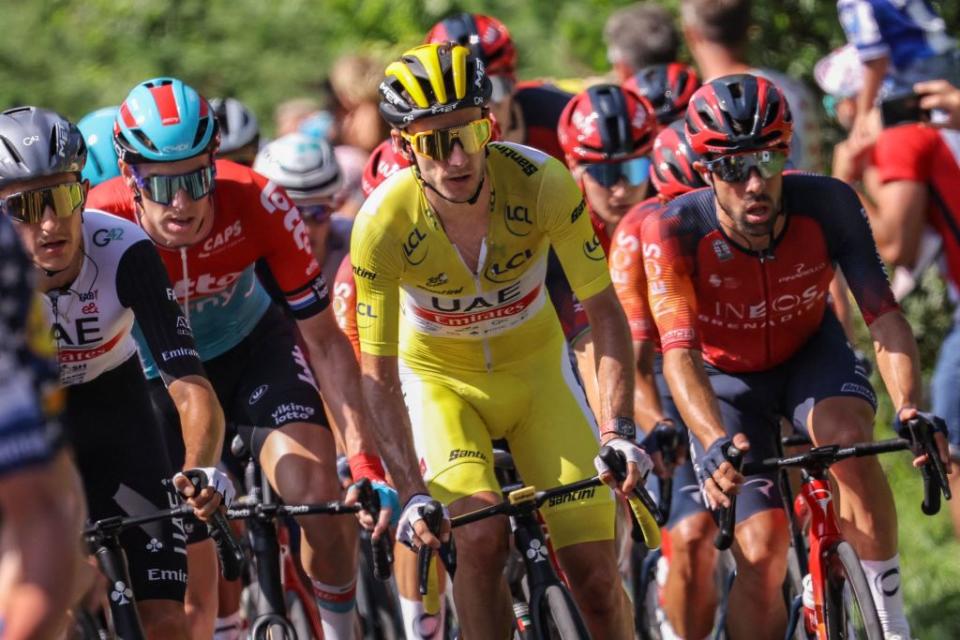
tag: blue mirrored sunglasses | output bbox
[582,156,651,188]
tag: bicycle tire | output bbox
[537,584,590,640]
[285,590,314,640]
[784,546,809,640]
[822,541,883,640]
[635,547,663,640]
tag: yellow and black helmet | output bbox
[379,43,493,129]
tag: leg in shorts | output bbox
[690,312,877,524]
[68,357,187,603]
[400,332,615,549]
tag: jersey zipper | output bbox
[758,253,772,368]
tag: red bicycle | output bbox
[713,419,949,640]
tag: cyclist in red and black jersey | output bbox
[87,78,391,640]
[556,84,660,410]
[643,74,949,639]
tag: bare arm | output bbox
[856,57,888,129]
[868,180,927,267]
[662,348,745,506]
[869,310,922,412]
[358,353,430,501]
[167,375,225,469]
[829,272,856,344]
[633,339,665,430]
[297,308,380,461]
[580,285,634,432]
[662,348,726,448]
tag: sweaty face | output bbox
[2,173,85,275]
[576,166,650,229]
[125,154,215,248]
[400,107,487,204]
[710,167,783,240]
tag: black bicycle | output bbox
[417,446,662,640]
[227,430,391,640]
[81,470,244,640]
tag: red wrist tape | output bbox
[348,452,387,483]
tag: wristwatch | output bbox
[600,416,637,441]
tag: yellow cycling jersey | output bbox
[350,141,611,371]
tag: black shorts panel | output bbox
[67,356,187,603]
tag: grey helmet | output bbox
[0,106,86,189]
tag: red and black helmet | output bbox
[425,13,517,80]
[361,138,412,198]
[684,74,792,157]
[624,63,701,125]
[558,84,659,164]
[650,120,707,200]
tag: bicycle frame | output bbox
[793,468,845,640]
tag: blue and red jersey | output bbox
[641,174,898,372]
[87,159,329,376]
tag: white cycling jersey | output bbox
[42,210,203,386]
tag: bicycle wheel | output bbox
[537,585,590,640]
[822,542,883,640]
[635,547,663,640]
[783,546,810,640]
[250,613,298,640]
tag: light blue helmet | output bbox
[78,106,120,185]
[114,77,218,162]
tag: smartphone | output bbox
[880,91,931,127]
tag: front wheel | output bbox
[822,541,884,640]
[536,585,590,640]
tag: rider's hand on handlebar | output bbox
[397,494,451,550]
[345,480,400,542]
[895,408,954,473]
[697,433,749,510]
[595,438,653,496]
[173,467,234,520]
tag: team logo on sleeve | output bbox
[583,234,605,261]
[402,227,428,265]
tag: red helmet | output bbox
[425,13,517,80]
[361,139,412,197]
[650,121,707,200]
[558,84,659,164]
[624,63,701,125]
[684,74,792,157]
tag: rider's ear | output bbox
[693,160,712,185]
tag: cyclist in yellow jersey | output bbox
[352,43,652,639]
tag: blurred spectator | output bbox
[329,54,389,153]
[866,98,960,538]
[275,97,323,137]
[210,97,260,166]
[680,0,824,172]
[604,3,680,82]
[815,44,863,131]
[837,0,958,144]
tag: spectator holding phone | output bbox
[865,76,960,540]
[837,0,958,145]
[915,79,960,129]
